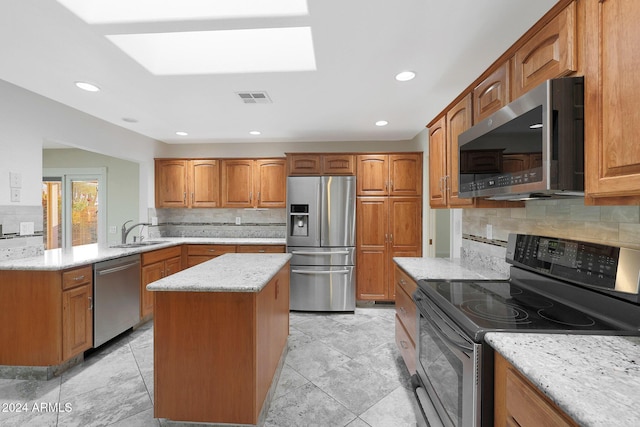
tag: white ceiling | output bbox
[0,0,557,146]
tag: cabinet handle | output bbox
[249,191,253,202]
[88,296,93,311]
[399,278,406,286]
[208,249,217,252]
[183,192,187,203]
[259,249,265,253]
[399,306,407,316]
[390,180,394,191]
[73,275,85,281]
[385,233,388,243]
[400,340,409,350]
[444,175,450,191]
[192,193,194,203]
[258,191,261,202]
[390,234,393,242]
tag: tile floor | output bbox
[0,305,420,426]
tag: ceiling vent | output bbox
[236,91,272,104]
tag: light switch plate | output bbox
[20,222,34,236]
[10,172,22,188]
[486,224,493,240]
[10,188,20,202]
[109,226,117,234]
[235,217,241,225]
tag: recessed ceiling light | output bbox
[56,0,308,24]
[106,27,316,75]
[375,120,389,127]
[395,71,416,82]
[75,81,100,92]
[122,117,138,123]
[249,131,261,135]
[175,131,188,136]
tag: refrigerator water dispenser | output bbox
[290,204,309,237]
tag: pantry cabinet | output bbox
[584,0,640,203]
[141,246,183,318]
[221,159,286,208]
[356,153,422,196]
[155,159,220,208]
[356,197,422,301]
[511,1,577,99]
[494,352,578,427]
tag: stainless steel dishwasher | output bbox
[93,254,141,347]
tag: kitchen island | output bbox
[147,253,291,426]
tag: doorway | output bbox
[43,168,106,249]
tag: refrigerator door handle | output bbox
[290,250,350,256]
[291,269,350,275]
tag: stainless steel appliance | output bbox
[459,77,584,201]
[93,254,141,347]
[287,176,356,311]
[412,234,640,427]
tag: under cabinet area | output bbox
[494,352,578,427]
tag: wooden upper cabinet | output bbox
[584,0,640,203]
[222,159,286,208]
[446,94,474,207]
[474,61,510,123]
[511,1,577,99]
[155,159,189,207]
[255,159,286,208]
[287,153,355,175]
[357,153,422,196]
[428,116,448,208]
[190,160,220,208]
[155,159,220,208]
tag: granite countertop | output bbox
[0,237,286,271]
[147,253,292,293]
[486,333,640,427]
[393,257,509,282]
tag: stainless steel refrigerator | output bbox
[287,176,356,311]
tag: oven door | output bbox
[414,290,482,427]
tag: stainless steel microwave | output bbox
[458,76,584,201]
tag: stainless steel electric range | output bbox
[412,233,640,427]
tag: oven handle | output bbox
[416,294,474,353]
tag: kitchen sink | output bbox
[110,240,168,248]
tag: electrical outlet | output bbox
[486,224,493,240]
[235,217,241,225]
[10,188,20,202]
[109,226,117,234]
[151,216,158,226]
[20,222,34,236]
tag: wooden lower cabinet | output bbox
[153,263,290,424]
[0,265,93,366]
[394,265,417,373]
[356,197,422,301]
[236,245,286,253]
[494,352,578,427]
[185,244,236,267]
[141,247,183,318]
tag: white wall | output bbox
[0,79,163,221]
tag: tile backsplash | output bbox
[0,205,44,260]
[463,198,640,249]
[149,208,286,239]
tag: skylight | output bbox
[56,0,309,24]
[107,27,316,75]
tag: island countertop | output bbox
[486,332,640,427]
[147,253,292,293]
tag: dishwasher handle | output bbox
[96,260,140,276]
[291,269,350,275]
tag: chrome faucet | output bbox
[121,220,149,244]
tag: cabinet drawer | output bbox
[187,244,236,256]
[237,245,285,253]
[395,279,417,344]
[395,315,416,374]
[62,265,92,290]
[141,246,183,266]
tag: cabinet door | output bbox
[511,2,577,99]
[446,94,474,207]
[389,154,422,196]
[221,159,254,208]
[190,160,220,208]
[287,154,321,175]
[356,197,389,300]
[356,155,389,195]
[585,0,640,201]
[322,154,356,175]
[236,245,286,253]
[255,159,286,208]
[474,61,510,123]
[141,261,164,318]
[388,198,422,299]
[429,116,448,208]
[62,284,93,360]
[155,159,188,208]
